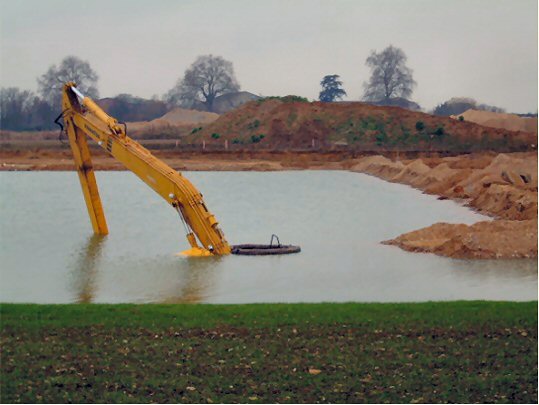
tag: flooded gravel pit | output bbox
[0,171,536,303]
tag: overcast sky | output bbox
[1,0,537,112]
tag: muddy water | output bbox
[0,171,536,303]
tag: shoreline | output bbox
[0,149,501,172]
[0,150,361,172]
[1,150,536,260]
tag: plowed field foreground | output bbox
[1,302,537,403]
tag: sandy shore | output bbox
[0,150,357,172]
[351,153,537,259]
[1,149,536,259]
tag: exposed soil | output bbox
[0,149,357,171]
[3,100,536,154]
[351,153,538,259]
[452,109,538,134]
[194,99,536,152]
[382,220,537,259]
[126,108,219,137]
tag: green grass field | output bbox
[1,302,537,403]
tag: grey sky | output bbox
[1,0,537,112]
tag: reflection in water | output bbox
[448,259,538,281]
[71,234,107,303]
[70,235,220,303]
[162,256,222,303]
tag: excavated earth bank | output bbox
[351,153,537,259]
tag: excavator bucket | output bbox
[176,247,213,257]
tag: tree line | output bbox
[1,56,100,131]
[1,46,513,131]
[318,45,508,116]
[0,54,242,131]
[318,45,416,107]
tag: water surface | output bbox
[0,171,536,303]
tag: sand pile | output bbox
[445,154,538,219]
[451,109,538,134]
[127,108,219,134]
[455,153,537,192]
[350,156,404,179]
[392,160,431,187]
[414,163,459,190]
[353,153,537,217]
[470,184,537,221]
[352,158,461,191]
[158,108,219,125]
[351,152,538,259]
[383,220,537,259]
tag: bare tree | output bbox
[0,87,34,130]
[363,45,416,102]
[165,55,240,112]
[319,75,347,102]
[37,56,99,108]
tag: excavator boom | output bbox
[61,82,231,256]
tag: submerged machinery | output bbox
[57,83,299,257]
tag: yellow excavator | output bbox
[57,82,299,257]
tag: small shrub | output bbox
[250,134,265,143]
[247,120,260,130]
[375,132,388,146]
[261,95,309,103]
[458,116,464,121]
[191,127,202,134]
[434,126,444,136]
[211,133,220,139]
[232,138,242,144]
[415,121,425,131]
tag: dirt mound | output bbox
[392,160,431,186]
[383,220,537,259]
[414,163,459,190]
[350,152,538,259]
[352,152,537,219]
[350,156,404,178]
[158,108,219,125]
[470,184,537,220]
[452,109,538,134]
[350,157,458,191]
[126,108,219,137]
[191,99,535,152]
[449,153,538,219]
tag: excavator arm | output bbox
[61,82,231,256]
